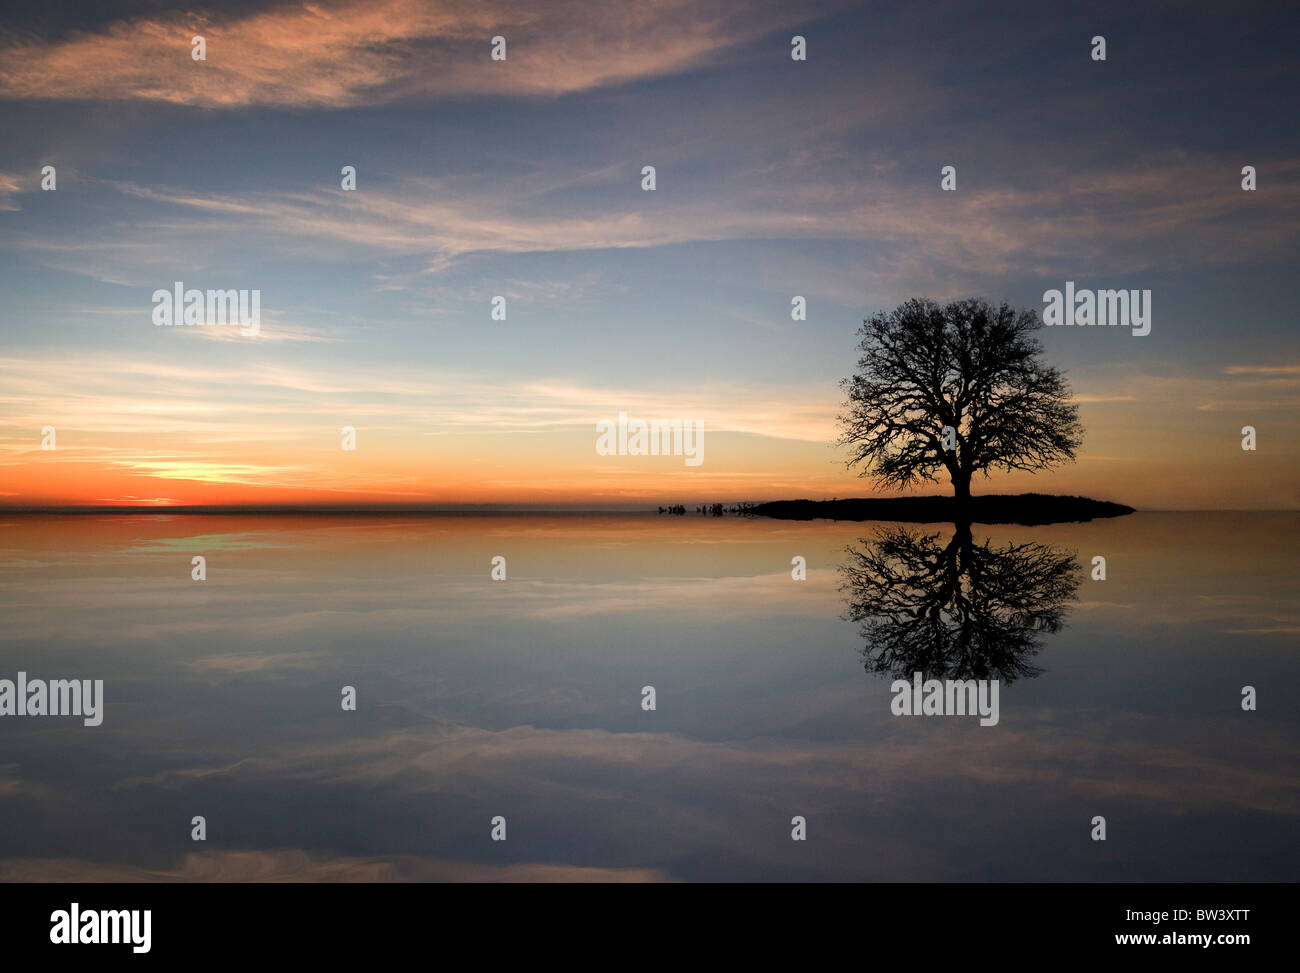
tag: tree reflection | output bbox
[839,522,1081,683]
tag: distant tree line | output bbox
[657,502,757,516]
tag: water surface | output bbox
[0,511,1295,881]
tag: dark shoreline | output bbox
[0,496,1139,524]
[749,494,1136,525]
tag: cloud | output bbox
[1068,359,1300,416]
[0,0,841,108]
[1225,365,1300,376]
[0,353,840,446]
[12,143,1295,294]
[0,171,23,211]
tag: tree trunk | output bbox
[952,468,972,507]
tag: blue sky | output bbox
[0,0,1296,507]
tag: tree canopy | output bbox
[837,298,1083,501]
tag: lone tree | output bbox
[837,298,1082,504]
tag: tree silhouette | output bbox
[839,522,1081,683]
[837,298,1083,505]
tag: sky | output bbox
[0,0,1296,509]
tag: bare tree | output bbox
[837,298,1082,504]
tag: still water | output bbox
[0,511,1296,881]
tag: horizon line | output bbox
[1,503,1296,516]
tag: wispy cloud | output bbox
[1225,364,1300,376]
[0,0,842,108]
[0,353,839,443]
[8,147,1294,291]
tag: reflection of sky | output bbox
[0,512,1296,881]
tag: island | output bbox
[744,494,1134,526]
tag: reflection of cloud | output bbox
[0,850,673,883]
[113,718,1300,827]
[0,763,52,800]
[4,684,1296,882]
[523,573,830,620]
[122,532,306,553]
[188,651,324,674]
[0,559,837,646]
[1,512,1296,880]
